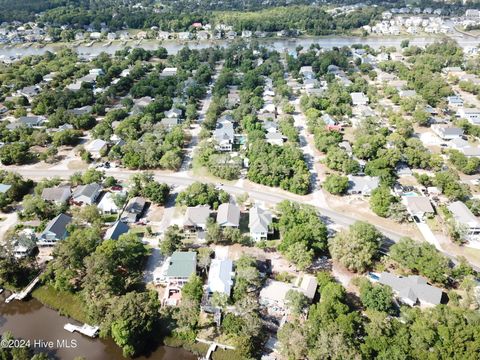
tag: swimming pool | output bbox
[402,191,418,197]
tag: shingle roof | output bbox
[41,213,72,239]
[378,272,442,305]
[184,205,211,227]
[404,196,434,214]
[104,221,129,240]
[216,203,240,227]
[72,183,101,200]
[249,205,272,234]
[41,186,71,203]
[448,201,480,227]
[125,196,146,214]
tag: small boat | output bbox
[5,294,16,303]
[64,323,100,338]
[0,288,4,294]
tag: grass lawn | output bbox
[32,284,89,323]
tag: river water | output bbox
[1,34,479,59]
[0,290,196,360]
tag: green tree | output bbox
[323,174,349,195]
[370,186,397,217]
[329,221,381,272]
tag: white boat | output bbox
[0,288,3,294]
[5,293,16,303]
[64,323,100,338]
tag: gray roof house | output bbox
[184,205,211,232]
[104,221,130,240]
[122,196,146,223]
[0,184,11,194]
[378,272,443,307]
[447,201,480,240]
[249,205,273,242]
[37,213,72,246]
[41,186,71,204]
[403,196,434,220]
[72,183,102,205]
[216,203,240,227]
[213,120,234,152]
[18,116,46,128]
[347,175,380,196]
[431,125,464,140]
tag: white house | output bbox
[448,201,480,244]
[457,107,480,125]
[86,139,107,159]
[431,125,464,140]
[350,92,369,106]
[206,259,233,296]
[249,205,273,241]
[448,95,464,108]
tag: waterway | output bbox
[1,34,479,60]
[0,290,196,360]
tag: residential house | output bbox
[249,205,273,241]
[41,186,71,204]
[266,131,286,146]
[226,31,237,40]
[122,196,146,223]
[165,251,197,286]
[97,192,121,214]
[431,125,464,140]
[378,272,443,307]
[297,274,318,300]
[448,201,480,242]
[206,259,233,296]
[350,92,369,106]
[37,213,72,245]
[216,203,240,228]
[13,229,37,258]
[457,108,480,125]
[17,85,40,101]
[448,95,464,108]
[165,108,182,119]
[197,31,209,40]
[299,66,315,80]
[449,138,480,157]
[403,196,434,221]
[68,105,93,116]
[241,30,252,38]
[18,116,45,128]
[214,119,234,151]
[72,183,102,205]
[347,175,380,196]
[160,117,180,129]
[161,67,177,77]
[104,221,129,240]
[184,205,211,236]
[86,139,107,159]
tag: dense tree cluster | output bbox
[176,182,229,209]
[277,201,328,269]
